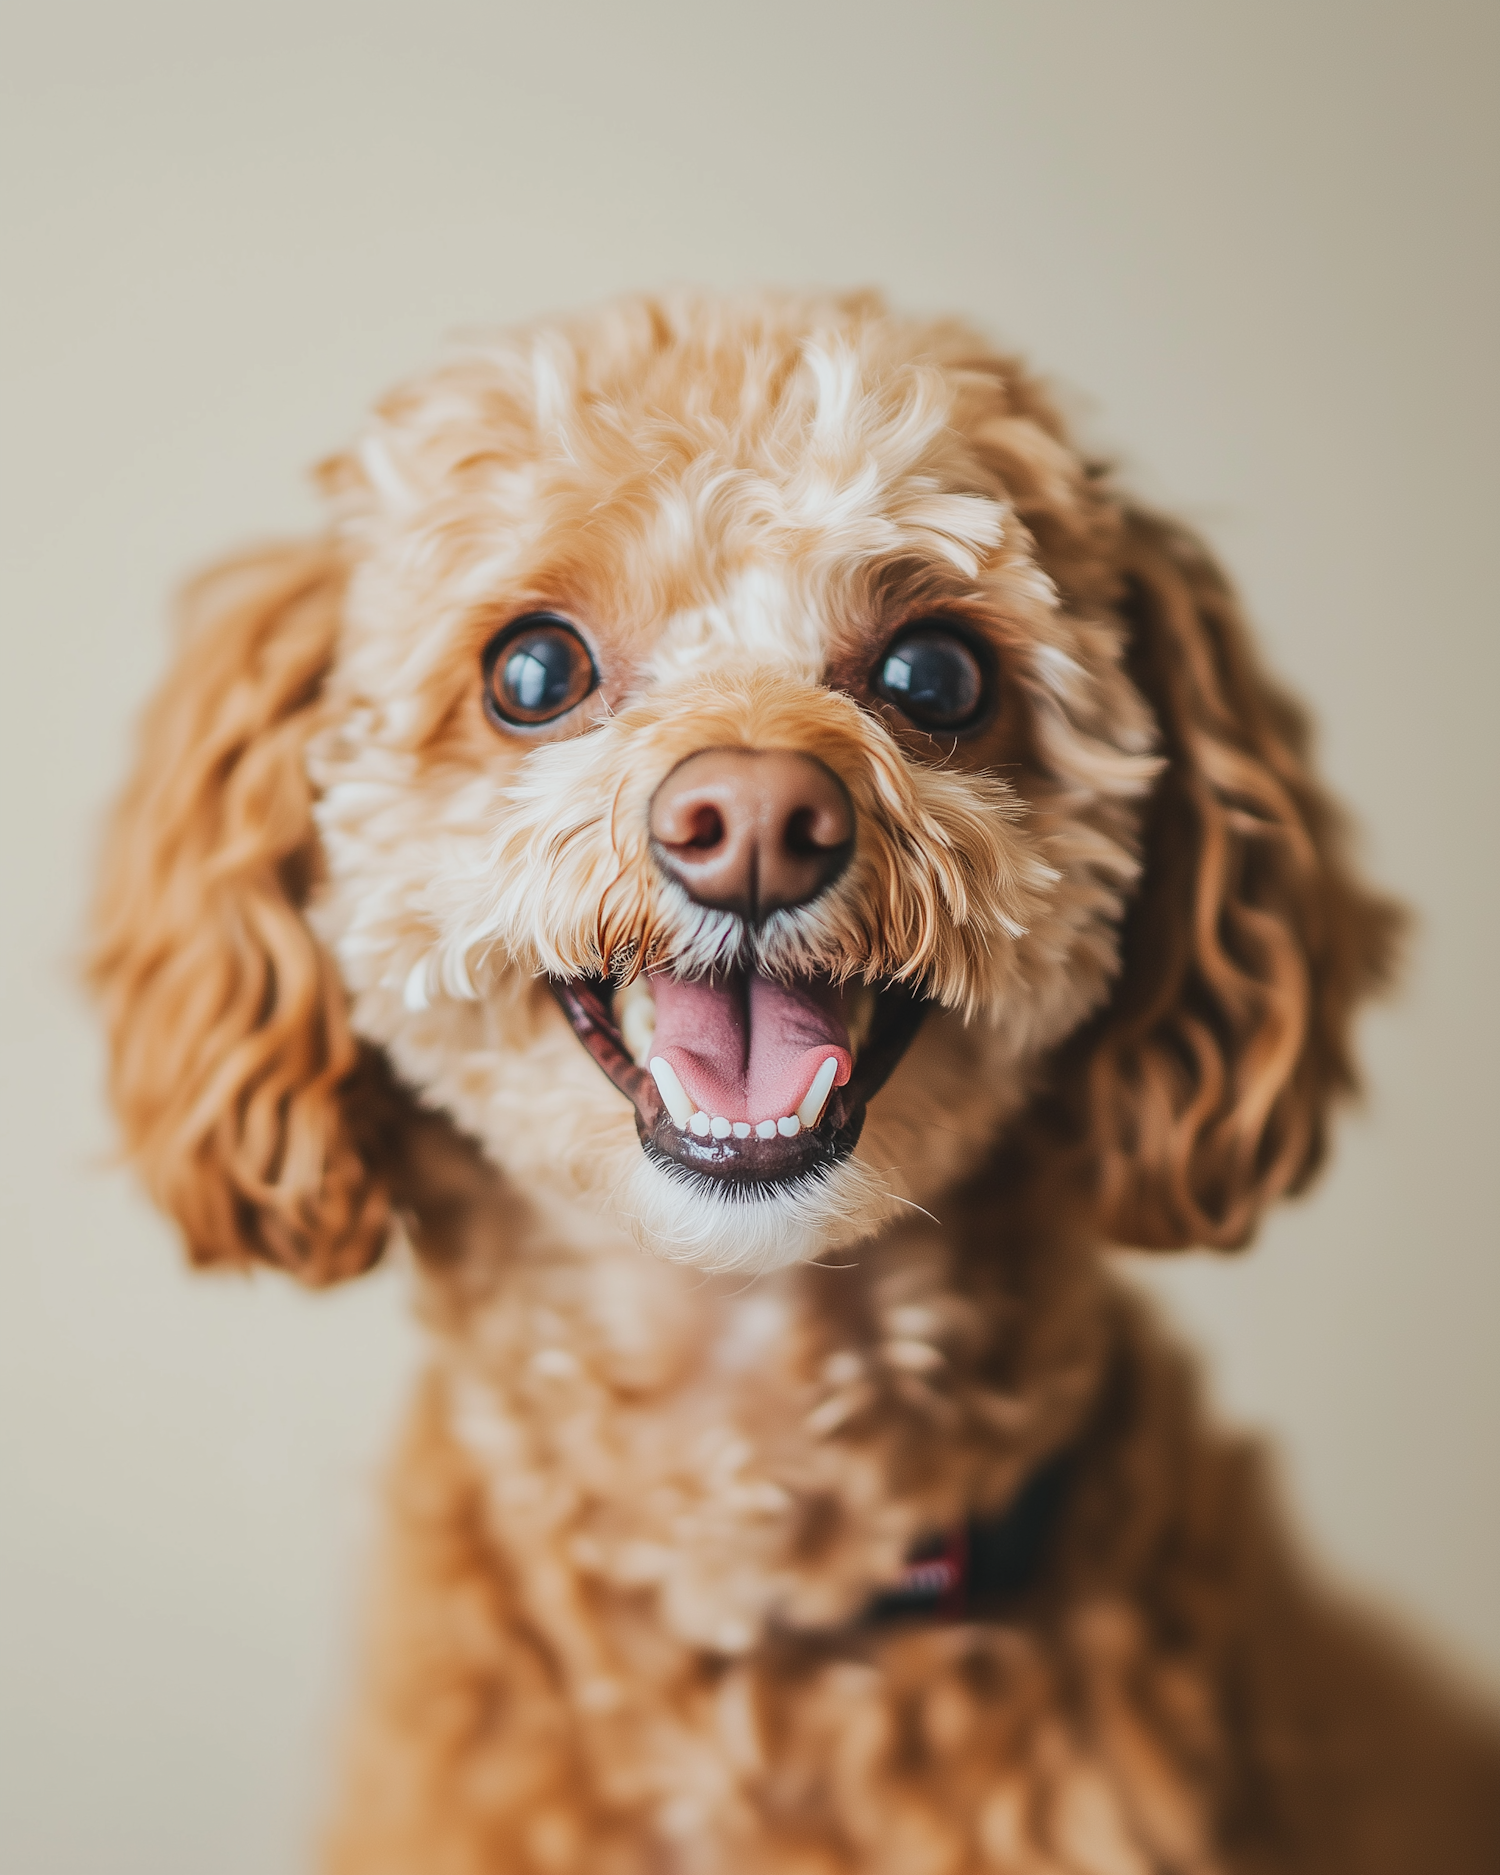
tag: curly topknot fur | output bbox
[91,292,1495,1871]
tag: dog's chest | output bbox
[417,1242,1229,1871]
[441,1251,973,1652]
[439,1316,1221,1875]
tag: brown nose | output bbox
[648,748,855,920]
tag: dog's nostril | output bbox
[682,805,726,851]
[785,804,842,858]
[649,747,855,921]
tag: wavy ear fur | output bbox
[90,542,394,1283]
[1062,509,1404,1251]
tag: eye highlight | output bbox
[482,615,599,729]
[874,624,988,732]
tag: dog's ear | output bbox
[1063,509,1403,1250]
[90,541,395,1284]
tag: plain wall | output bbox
[2,4,1496,1870]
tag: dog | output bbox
[91,291,1499,1872]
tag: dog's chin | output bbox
[618,1146,900,1275]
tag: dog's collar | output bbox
[862,1447,1073,1627]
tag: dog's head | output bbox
[91,292,1398,1280]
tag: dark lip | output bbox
[549,973,928,1189]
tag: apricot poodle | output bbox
[92,292,1499,1872]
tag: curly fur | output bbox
[90,291,1496,1871]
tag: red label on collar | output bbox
[873,1525,970,1620]
[861,1451,1074,1629]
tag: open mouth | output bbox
[551,967,927,1188]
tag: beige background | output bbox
[2,3,1496,1870]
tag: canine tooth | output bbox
[649,1057,695,1128]
[755,1120,778,1140]
[617,977,658,1066]
[732,1122,751,1139]
[710,1116,732,1139]
[689,1111,712,1136]
[795,1056,840,1129]
[777,1115,800,1137]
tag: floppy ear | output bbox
[90,541,396,1283]
[1064,508,1404,1251]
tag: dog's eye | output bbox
[483,616,599,728]
[874,626,987,731]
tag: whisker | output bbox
[885,1193,942,1227]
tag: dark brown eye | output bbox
[874,625,987,731]
[482,615,598,728]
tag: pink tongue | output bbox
[650,970,853,1124]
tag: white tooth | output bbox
[755,1120,778,1140]
[795,1056,840,1129]
[617,978,658,1065]
[710,1116,732,1138]
[648,1057,695,1128]
[777,1115,800,1138]
[732,1122,751,1138]
[689,1112,712,1137]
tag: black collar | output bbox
[862,1446,1074,1626]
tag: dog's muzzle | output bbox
[551,743,927,1189]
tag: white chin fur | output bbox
[618,1149,897,1275]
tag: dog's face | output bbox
[303,298,1157,1270]
[91,293,1397,1285]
